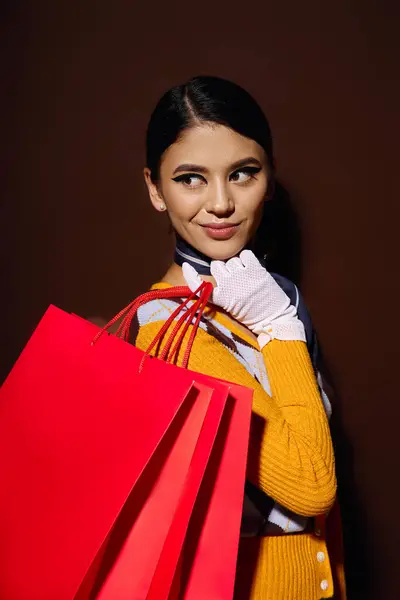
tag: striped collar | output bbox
[174,235,212,275]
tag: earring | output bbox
[159,203,166,211]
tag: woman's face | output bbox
[144,123,269,261]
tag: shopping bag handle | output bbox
[157,282,212,368]
[91,282,213,370]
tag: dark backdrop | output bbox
[2,2,400,597]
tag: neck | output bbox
[174,234,212,275]
[163,234,260,288]
[161,262,216,288]
[161,235,215,287]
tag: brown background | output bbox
[2,1,400,597]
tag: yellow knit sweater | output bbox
[135,283,346,600]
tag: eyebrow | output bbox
[172,156,262,176]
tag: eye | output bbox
[230,166,261,184]
[172,173,206,188]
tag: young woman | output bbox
[135,76,346,599]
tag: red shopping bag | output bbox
[98,284,253,600]
[147,379,251,600]
[78,379,228,600]
[169,381,252,600]
[0,284,253,600]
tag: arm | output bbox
[136,316,336,517]
[182,251,337,516]
[258,339,336,516]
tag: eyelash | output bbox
[172,166,261,187]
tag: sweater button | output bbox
[317,551,325,562]
[320,579,329,591]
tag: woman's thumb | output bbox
[182,262,203,293]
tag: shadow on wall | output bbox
[322,355,374,599]
[254,180,302,285]
[262,181,373,598]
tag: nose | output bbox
[204,180,234,217]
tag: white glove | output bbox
[182,250,306,348]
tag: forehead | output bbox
[161,124,266,171]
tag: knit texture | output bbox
[135,282,345,600]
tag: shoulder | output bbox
[136,296,181,327]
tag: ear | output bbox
[143,168,167,212]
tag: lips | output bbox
[200,223,240,241]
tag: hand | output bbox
[182,250,306,347]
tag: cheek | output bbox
[236,189,265,224]
[163,183,203,221]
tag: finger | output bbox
[210,260,228,281]
[240,249,264,271]
[225,256,245,274]
[182,262,203,294]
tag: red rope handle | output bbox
[180,282,213,368]
[91,286,192,345]
[141,283,209,365]
[91,283,213,371]
[119,286,196,342]
[158,292,205,363]
[91,299,138,345]
[167,283,213,369]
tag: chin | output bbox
[198,239,247,261]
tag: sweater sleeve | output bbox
[135,320,336,517]
[257,339,336,516]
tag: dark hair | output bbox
[146,75,275,182]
